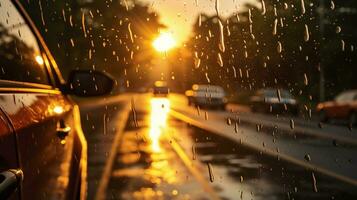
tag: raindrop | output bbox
[234,122,238,133]
[192,144,196,160]
[303,154,312,163]
[300,0,306,15]
[318,122,323,129]
[256,124,262,132]
[277,89,282,102]
[81,12,87,38]
[330,0,335,10]
[304,73,309,85]
[70,38,75,47]
[205,111,208,120]
[128,23,134,43]
[312,172,318,192]
[290,119,295,130]
[123,0,129,11]
[227,118,232,125]
[196,106,201,116]
[218,19,225,52]
[207,163,214,182]
[336,26,341,33]
[304,24,309,42]
[103,113,107,135]
[215,0,220,16]
[205,73,211,83]
[341,40,345,51]
[261,0,266,15]
[277,41,282,53]
[284,3,288,9]
[273,18,278,35]
[194,52,201,68]
[217,53,224,67]
[248,9,252,23]
[240,175,244,182]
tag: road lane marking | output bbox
[164,133,221,200]
[94,101,131,200]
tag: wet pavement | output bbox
[82,95,357,200]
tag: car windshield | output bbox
[2,0,357,199]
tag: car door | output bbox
[0,1,83,199]
[0,108,20,200]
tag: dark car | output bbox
[185,84,227,110]
[317,90,357,125]
[0,1,114,199]
[250,88,299,115]
[152,81,169,96]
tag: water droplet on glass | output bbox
[207,163,214,182]
[128,23,134,43]
[277,41,282,53]
[290,119,295,130]
[273,18,278,35]
[304,154,311,161]
[192,144,196,160]
[234,122,238,133]
[277,89,282,102]
[217,53,224,67]
[341,40,345,51]
[300,0,306,15]
[330,0,335,10]
[215,0,220,16]
[81,12,87,38]
[261,0,266,15]
[227,118,232,125]
[218,19,225,52]
[304,73,309,85]
[304,24,309,42]
[312,172,318,192]
[194,52,201,68]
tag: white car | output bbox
[185,84,227,109]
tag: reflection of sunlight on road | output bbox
[145,97,178,187]
[149,98,170,153]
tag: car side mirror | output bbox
[67,70,114,97]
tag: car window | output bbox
[0,0,49,86]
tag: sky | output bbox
[138,0,259,44]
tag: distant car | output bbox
[317,90,357,124]
[250,88,299,115]
[153,81,169,96]
[185,84,227,109]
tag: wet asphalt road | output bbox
[79,95,357,200]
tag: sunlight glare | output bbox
[152,32,176,52]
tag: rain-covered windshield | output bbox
[1,0,357,199]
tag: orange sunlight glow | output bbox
[152,32,176,52]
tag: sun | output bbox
[152,32,176,52]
